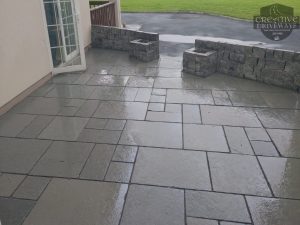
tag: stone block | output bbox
[265,59,286,70]
[230,52,245,63]
[252,47,266,58]
[129,39,159,62]
[183,48,217,77]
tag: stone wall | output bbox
[91,25,159,51]
[195,40,300,91]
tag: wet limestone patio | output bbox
[1,48,300,225]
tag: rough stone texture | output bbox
[129,39,159,62]
[92,25,159,62]
[183,48,217,77]
[183,39,300,91]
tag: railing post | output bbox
[113,0,122,27]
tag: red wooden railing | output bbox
[90,2,116,26]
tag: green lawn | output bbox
[121,0,300,20]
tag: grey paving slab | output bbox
[208,153,271,196]
[251,141,279,156]
[246,196,300,225]
[256,108,300,129]
[105,162,133,183]
[31,141,94,178]
[148,103,165,111]
[50,73,81,84]
[132,147,211,190]
[150,94,166,103]
[201,105,261,127]
[112,145,138,163]
[157,68,182,78]
[39,116,89,141]
[220,222,248,225]
[77,129,121,144]
[0,138,51,173]
[119,87,139,101]
[154,77,199,89]
[14,176,50,200]
[13,97,66,115]
[134,88,152,101]
[167,89,214,104]
[267,129,300,158]
[86,75,129,86]
[75,99,100,117]
[152,88,167,95]
[245,127,270,141]
[119,121,182,148]
[30,83,55,97]
[186,190,251,223]
[165,103,182,112]
[259,156,300,199]
[17,116,54,138]
[105,119,126,130]
[146,111,182,122]
[23,179,128,225]
[120,185,184,225]
[187,217,218,225]
[0,114,35,137]
[212,90,232,106]
[46,85,95,98]
[88,86,125,100]
[224,127,253,155]
[126,76,154,87]
[183,104,201,123]
[0,174,25,197]
[57,106,78,116]
[85,118,107,129]
[80,144,115,180]
[94,101,148,120]
[228,91,268,107]
[0,197,35,225]
[184,124,229,152]
[72,74,93,85]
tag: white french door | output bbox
[42,0,86,74]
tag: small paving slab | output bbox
[119,121,182,148]
[105,162,133,183]
[14,176,50,200]
[224,126,253,154]
[0,138,51,173]
[251,141,278,156]
[80,144,115,180]
[208,153,271,196]
[22,179,128,225]
[246,196,300,225]
[186,190,251,223]
[0,114,35,137]
[77,129,121,144]
[31,141,94,178]
[183,104,201,123]
[112,145,138,163]
[187,217,218,225]
[132,147,211,190]
[0,174,25,197]
[86,75,129,86]
[120,185,184,225]
[0,197,35,225]
[184,124,229,152]
[259,156,300,199]
[245,127,270,141]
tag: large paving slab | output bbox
[119,121,182,148]
[120,185,184,225]
[267,129,300,158]
[246,196,300,225]
[46,85,95,98]
[256,108,300,129]
[23,179,128,225]
[186,190,251,223]
[0,173,25,197]
[132,147,211,189]
[86,75,129,86]
[31,141,94,178]
[184,124,229,152]
[94,101,148,120]
[39,116,89,141]
[208,153,271,196]
[0,138,51,173]
[259,156,300,199]
[0,113,36,137]
[0,197,35,225]
[166,89,214,104]
[201,105,261,127]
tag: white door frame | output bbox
[40,0,86,75]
